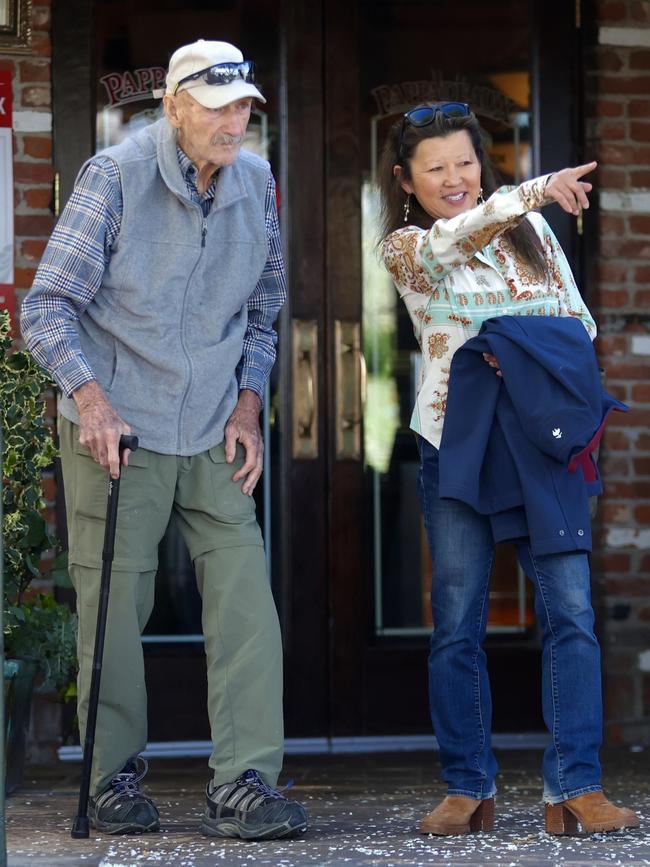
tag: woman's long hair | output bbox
[377,109,548,281]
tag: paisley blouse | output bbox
[381,174,597,449]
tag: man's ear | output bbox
[163,94,181,129]
[393,164,413,196]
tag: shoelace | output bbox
[110,756,149,798]
[239,769,284,800]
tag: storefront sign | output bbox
[100,67,166,108]
[0,70,14,323]
[372,71,517,124]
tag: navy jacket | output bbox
[439,316,627,556]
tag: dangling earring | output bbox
[403,194,411,223]
[477,187,485,205]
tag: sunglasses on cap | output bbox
[173,60,256,95]
[396,102,471,163]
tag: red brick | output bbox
[636,433,650,451]
[596,49,627,72]
[599,75,650,96]
[29,34,51,57]
[18,61,50,83]
[613,409,650,427]
[595,551,631,573]
[635,266,650,282]
[630,169,650,185]
[605,381,628,401]
[601,239,650,258]
[601,502,632,523]
[630,121,650,143]
[597,166,628,187]
[598,143,650,165]
[634,457,650,475]
[605,480,650,498]
[13,162,54,183]
[630,50,650,70]
[597,288,631,307]
[629,99,650,118]
[14,214,55,235]
[605,361,650,384]
[23,187,52,210]
[601,456,630,477]
[598,1,627,21]
[602,429,631,450]
[596,333,628,354]
[596,263,628,284]
[20,239,47,261]
[14,267,36,289]
[21,86,50,109]
[599,214,628,235]
[22,135,52,160]
[599,120,627,140]
[594,100,626,117]
[630,215,650,234]
[635,290,650,307]
[41,477,56,502]
[635,504,650,523]
[632,383,650,403]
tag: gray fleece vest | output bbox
[58,118,270,455]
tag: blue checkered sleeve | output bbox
[238,173,287,401]
[20,157,122,396]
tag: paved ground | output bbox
[4,748,650,866]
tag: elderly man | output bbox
[21,40,307,840]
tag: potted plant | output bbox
[1,308,78,793]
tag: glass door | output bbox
[323,0,579,739]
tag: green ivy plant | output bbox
[1,308,77,696]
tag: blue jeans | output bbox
[418,438,603,803]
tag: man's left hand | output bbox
[224,389,264,495]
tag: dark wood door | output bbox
[280,0,586,740]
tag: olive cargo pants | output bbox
[59,418,284,796]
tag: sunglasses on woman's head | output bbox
[396,102,471,163]
[174,61,256,95]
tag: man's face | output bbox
[166,91,253,169]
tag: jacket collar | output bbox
[156,117,248,212]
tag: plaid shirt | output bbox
[21,146,287,402]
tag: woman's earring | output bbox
[477,187,485,205]
[403,194,411,223]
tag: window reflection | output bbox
[361,0,536,636]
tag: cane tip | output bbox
[71,816,90,838]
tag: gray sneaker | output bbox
[201,769,308,840]
[89,756,160,834]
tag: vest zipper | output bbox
[201,219,207,247]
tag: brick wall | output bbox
[0,2,54,320]
[0,2,59,762]
[587,0,650,745]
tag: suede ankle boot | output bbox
[545,791,639,835]
[420,795,494,835]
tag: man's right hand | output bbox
[72,381,132,478]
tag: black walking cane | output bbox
[71,433,139,839]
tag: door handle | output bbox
[335,320,365,460]
[292,319,318,459]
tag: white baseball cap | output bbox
[157,39,266,109]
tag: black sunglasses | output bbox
[174,61,256,95]
[396,102,471,163]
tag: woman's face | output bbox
[398,129,482,221]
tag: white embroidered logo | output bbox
[552,428,563,439]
